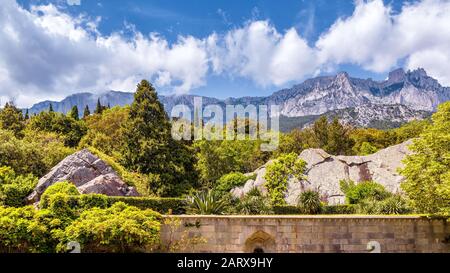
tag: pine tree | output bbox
[122,80,198,196]
[24,109,29,120]
[83,105,91,118]
[69,105,79,120]
[49,103,54,112]
[94,98,106,114]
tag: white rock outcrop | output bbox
[231,140,413,205]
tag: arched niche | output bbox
[244,230,276,253]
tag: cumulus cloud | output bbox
[0,0,209,106]
[316,0,450,85]
[1,0,450,107]
[207,21,318,86]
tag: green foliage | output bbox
[0,129,73,178]
[39,182,80,209]
[0,166,38,207]
[297,190,323,214]
[376,195,412,215]
[80,106,129,157]
[215,172,252,193]
[234,188,272,215]
[264,153,307,205]
[194,138,270,187]
[27,111,87,147]
[61,202,161,253]
[358,142,379,155]
[83,105,91,119]
[187,190,227,215]
[272,205,302,215]
[401,102,450,213]
[68,106,79,120]
[321,204,356,214]
[0,206,52,253]
[122,80,198,197]
[340,180,390,205]
[107,196,186,214]
[0,103,25,138]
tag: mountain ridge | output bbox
[25,68,449,130]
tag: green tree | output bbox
[122,80,197,196]
[24,109,29,120]
[325,118,354,155]
[68,106,79,120]
[83,105,91,119]
[49,103,54,112]
[0,102,25,137]
[0,166,38,207]
[94,99,107,115]
[401,102,450,213]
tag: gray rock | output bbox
[26,149,139,203]
[231,140,413,205]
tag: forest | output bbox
[0,80,449,252]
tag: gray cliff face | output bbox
[231,140,413,205]
[26,68,449,128]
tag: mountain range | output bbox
[26,68,449,131]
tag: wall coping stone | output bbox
[163,215,431,220]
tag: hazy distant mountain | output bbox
[26,68,449,130]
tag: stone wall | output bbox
[161,215,450,253]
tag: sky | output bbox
[1,0,450,108]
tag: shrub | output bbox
[264,153,307,206]
[322,204,356,214]
[187,190,227,215]
[0,206,52,253]
[108,196,186,214]
[39,182,79,209]
[340,180,391,204]
[61,202,161,253]
[376,195,412,215]
[215,172,253,193]
[297,190,323,214]
[0,166,38,207]
[272,205,302,215]
[234,187,272,215]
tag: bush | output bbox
[40,193,186,215]
[377,195,412,215]
[297,190,322,214]
[340,180,391,204]
[61,202,161,253]
[215,172,252,193]
[264,153,307,205]
[187,190,227,215]
[273,204,356,215]
[39,182,80,209]
[108,196,186,214]
[0,166,38,207]
[234,187,272,215]
[0,206,52,253]
[272,205,302,215]
[322,204,356,214]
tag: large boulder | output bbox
[26,149,139,203]
[231,140,413,205]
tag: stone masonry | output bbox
[161,215,450,253]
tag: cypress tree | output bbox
[24,109,29,120]
[69,105,79,120]
[49,103,54,112]
[94,98,106,114]
[122,80,197,196]
[83,105,91,118]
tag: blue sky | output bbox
[2,0,450,107]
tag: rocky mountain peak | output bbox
[387,68,406,83]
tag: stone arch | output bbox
[244,230,276,253]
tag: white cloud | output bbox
[1,0,450,108]
[0,0,209,107]
[207,21,317,86]
[316,0,450,85]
